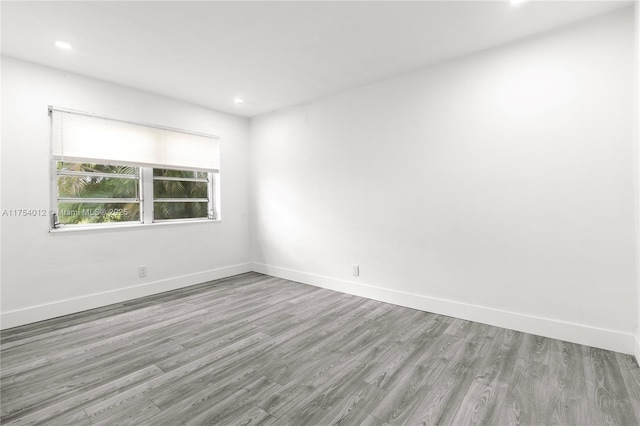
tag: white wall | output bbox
[1,57,251,328]
[250,8,636,354]
[635,1,640,364]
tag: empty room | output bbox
[1,0,640,425]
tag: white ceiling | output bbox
[1,1,633,117]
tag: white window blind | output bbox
[50,107,220,171]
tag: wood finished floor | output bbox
[1,272,639,426]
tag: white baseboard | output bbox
[251,262,635,355]
[1,263,251,330]
[635,336,640,365]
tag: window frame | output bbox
[50,160,220,231]
[148,167,218,223]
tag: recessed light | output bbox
[510,0,528,5]
[234,98,244,104]
[55,41,72,50]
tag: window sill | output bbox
[49,219,221,234]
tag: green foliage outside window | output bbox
[153,169,210,220]
[56,162,140,224]
[55,162,213,226]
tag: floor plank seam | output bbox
[83,408,95,425]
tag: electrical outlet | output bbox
[138,265,147,278]
[352,264,359,277]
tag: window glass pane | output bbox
[153,180,208,199]
[58,176,138,199]
[153,168,207,179]
[57,202,140,224]
[53,161,216,228]
[57,162,136,175]
[154,202,208,220]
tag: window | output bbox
[55,162,141,225]
[50,107,220,229]
[153,168,216,221]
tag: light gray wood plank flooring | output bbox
[1,272,639,425]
